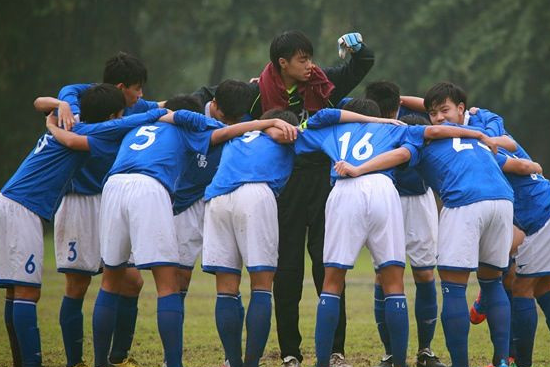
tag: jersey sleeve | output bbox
[469,109,506,137]
[494,150,510,169]
[177,127,215,156]
[303,109,341,129]
[400,125,426,167]
[76,108,167,141]
[293,128,326,155]
[124,98,160,114]
[57,83,93,115]
[174,110,225,131]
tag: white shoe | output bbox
[282,356,301,367]
[330,353,352,367]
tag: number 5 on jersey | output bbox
[130,125,159,151]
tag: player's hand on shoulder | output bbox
[469,106,479,115]
[158,110,175,123]
[58,101,75,130]
[273,119,298,141]
[334,160,359,177]
[45,111,59,131]
[249,77,259,84]
[338,32,363,59]
[483,135,499,154]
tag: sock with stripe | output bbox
[109,295,139,363]
[157,293,183,367]
[479,278,511,365]
[374,284,391,355]
[216,293,243,367]
[441,282,469,367]
[59,296,84,366]
[93,289,120,367]
[385,294,409,367]
[512,297,537,367]
[13,299,42,367]
[415,280,438,350]
[244,291,272,367]
[315,293,340,367]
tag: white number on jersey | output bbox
[338,131,374,160]
[452,138,490,153]
[130,126,160,151]
[34,134,52,154]
[242,131,261,143]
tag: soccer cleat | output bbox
[470,291,487,324]
[373,355,393,367]
[111,357,140,367]
[416,348,446,367]
[221,360,230,367]
[282,356,301,367]
[508,357,517,367]
[330,353,352,367]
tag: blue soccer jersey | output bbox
[494,148,550,236]
[59,83,160,195]
[107,110,220,194]
[204,131,295,200]
[295,121,426,183]
[408,123,514,208]
[1,109,166,220]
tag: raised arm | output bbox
[334,147,412,177]
[424,125,498,153]
[45,113,89,151]
[400,96,426,113]
[34,97,76,129]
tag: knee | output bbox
[65,274,92,298]
[123,269,144,295]
[412,269,435,283]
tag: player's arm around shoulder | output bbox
[334,147,413,178]
[45,113,89,151]
[500,155,543,176]
[210,118,297,146]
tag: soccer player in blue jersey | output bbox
[86,105,295,367]
[33,52,164,367]
[334,112,516,367]
[365,82,445,367]
[0,84,168,367]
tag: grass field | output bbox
[1,233,549,367]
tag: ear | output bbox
[115,82,125,91]
[458,102,465,115]
[278,57,288,70]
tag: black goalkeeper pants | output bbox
[274,166,347,362]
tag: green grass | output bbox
[1,233,549,367]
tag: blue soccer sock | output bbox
[536,291,550,331]
[441,282,469,367]
[4,298,22,367]
[157,293,183,367]
[109,295,139,363]
[512,297,537,367]
[216,293,243,367]
[13,299,42,367]
[385,294,409,367]
[60,296,84,366]
[238,293,245,344]
[93,289,120,367]
[415,281,438,350]
[479,278,511,366]
[315,293,340,367]
[505,287,516,359]
[374,284,391,355]
[244,291,272,367]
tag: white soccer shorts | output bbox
[174,199,205,270]
[99,174,179,269]
[515,218,550,277]
[55,193,102,275]
[437,199,513,271]
[0,194,44,287]
[202,183,279,274]
[400,188,438,270]
[323,174,406,270]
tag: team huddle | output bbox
[1,29,549,367]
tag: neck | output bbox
[280,71,297,90]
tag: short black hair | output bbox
[164,94,203,113]
[270,30,313,73]
[260,108,299,126]
[103,51,148,87]
[365,81,401,118]
[215,80,252,120]
[80,84,126,123]
[400,114,431,126]
[423,82,467,111]
[342,98,381,117]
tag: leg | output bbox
[244,271,275,367]
[412,269,438,351]
[373,274,391,356]
[379,265,408,367]
[109,267,143,364]
[439,270,470,367]
[216,272,243,367]
[152,266,183,367]
[4,287,22,367]
[512,276,538,367]
[13,286,42,367]
[535,276,550,331]
[61,273,91,367]
[315,267,346,367]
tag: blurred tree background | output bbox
[1,0,549,184]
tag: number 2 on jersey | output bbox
[130,126,160,151]
[338,131,374,160]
